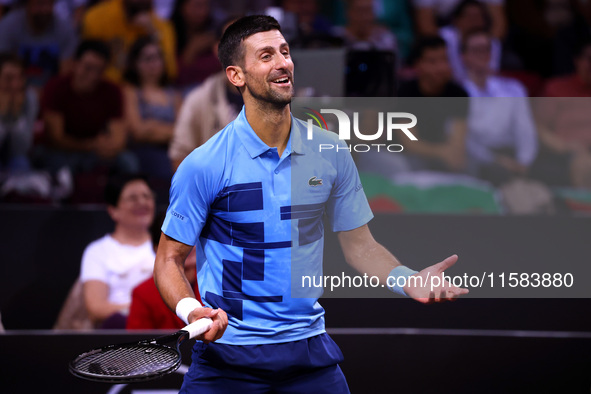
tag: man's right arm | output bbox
[153,232,228,343]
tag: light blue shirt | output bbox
[162,107,373,345]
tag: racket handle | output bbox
[182,318,214,339]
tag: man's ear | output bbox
[226,65,245,88]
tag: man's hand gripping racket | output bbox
[69,307,226,383]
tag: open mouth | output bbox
[271,77,290,85]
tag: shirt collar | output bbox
[235,106,305,159]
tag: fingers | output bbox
[433,254,458,272]
[196,308,229,344]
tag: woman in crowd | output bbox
[0,53,38,175]
[123,37,181,180]
[171,0,222,89]
[80,174,156,328]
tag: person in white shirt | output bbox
[414,0,506,39]
[80,174,156,328]
[461,29,538,185]
[438,0,502,81]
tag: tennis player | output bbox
[154,15,468,393]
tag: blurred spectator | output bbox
[39,40,137,176]
[168,17,242,171]
[439,0,501,81]
[543,39,591,97]
[413,0,506,39]
[332,0,397,51]
[123,36,179,180]
[396,36,468,173]
[82,0,176,83]
[320,0,413,58]
[281,0,339,48]
[532,40,591,189]
[127,246,200,330]
[53,0,88,30]
[0,53,38,174]
[171,0,224,89]
[506,0,590,78]
[460,29,538,185]
[80,174,155,328]
[0,0,78,88]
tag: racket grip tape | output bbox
[182,318,214,339]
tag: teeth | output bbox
[273,78,288,83]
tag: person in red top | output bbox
[543,40,591,98]
[127,246,201,330]
[531,39,591,188]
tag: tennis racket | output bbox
[69,317,212,383]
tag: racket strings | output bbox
[72,345,179,377]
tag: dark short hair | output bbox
[408,36,447,65]
[123,36,168,87]
[74,40,111,63]
[460,28,491,54]
[217,15,282,70]
[104,174,151,207]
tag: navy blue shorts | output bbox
[180,333,350,393]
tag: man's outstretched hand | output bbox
[403,255,469,303]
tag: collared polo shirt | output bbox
[162,106,373,345]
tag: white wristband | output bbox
[175,297,202,325]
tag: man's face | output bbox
[26,0,54,30]
[348,0,374,29]
[0,63,25,94]
[462,33,492,73]
[240,30,294,107]
[73,51,107,91]
[416,47,452,88]
[575,46,591,85]
[182,0,210,27]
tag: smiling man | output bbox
[154,15,468,393]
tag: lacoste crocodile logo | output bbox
[308,176,323,187]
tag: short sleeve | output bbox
[80,241,108,283]
[325,140,374,232]
[161,153,216,245]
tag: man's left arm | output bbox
[338,224,469,303]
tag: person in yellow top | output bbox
[82,0,177,83]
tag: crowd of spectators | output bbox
[0,0,589,211]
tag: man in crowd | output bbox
[40,40,136,175]
[0,0,77,88]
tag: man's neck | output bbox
[244,100,291,157]
[467,69,489,89]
